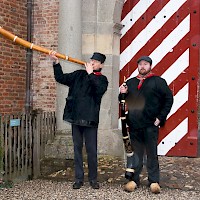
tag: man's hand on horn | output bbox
[49,50,59,64]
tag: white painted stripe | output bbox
[121,0,155,37]
[120,0,187,70]
[161,49,189,85]
[167,83,188,119]
[157,118,188,155]
[149,17,190,70]
[127,15,190,79]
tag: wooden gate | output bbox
[120,0,199,157]
[0,112,56,181]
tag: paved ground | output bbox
[40,155,200,191]
[0,155,200,199]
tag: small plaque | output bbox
[10,119,20,127]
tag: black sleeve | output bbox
[53,63,77,87]
[156,78,173,125]
[87,73,108,103]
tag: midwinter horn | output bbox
[0,26,85,65]
[120,79,139,181]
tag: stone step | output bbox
[44,131,74,159]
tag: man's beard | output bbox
[139,68,151,76]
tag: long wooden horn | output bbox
[0,26,85,65]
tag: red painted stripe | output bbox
[152,34,189,78]
[121,0,140,21]
[119,57,137,86]
[120,0,171,53]
[186,0,200,156]
[158,102,189,143]
[161,1,200,157]
[168,68,189,96]
[166,133,198,157]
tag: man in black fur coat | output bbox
[50,52,108,190]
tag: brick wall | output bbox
[0,1,27,114]
[32,0,59,111]
[0,1,59,114]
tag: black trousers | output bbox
[130,125,160,185]
[72,124,98,182]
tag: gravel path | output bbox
[1,156,200,199]
[0,179,200,200]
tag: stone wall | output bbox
[81,0,125,156]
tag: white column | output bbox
[56,0,82,131]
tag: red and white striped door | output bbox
[120,0,199,157]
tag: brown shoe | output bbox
[124,181,137,192]
[150,183,161,194]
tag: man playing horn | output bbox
[50,52,108,190]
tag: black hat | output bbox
[90,52,106,63]
[137,56,152,65]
